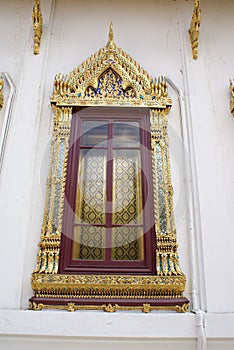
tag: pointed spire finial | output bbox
[106,22,116,50]
[109,22,114,41]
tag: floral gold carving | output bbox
[32,0,42,55]
[142,304,151,313]
[189,0,201,59]
[31,273,187,298]
[67,303,76,312]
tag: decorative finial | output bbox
[106,22,116,50]
[0,75,4,110]
[109,22,114,41]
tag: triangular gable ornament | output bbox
[51,23,172,109]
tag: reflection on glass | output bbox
[112,227,144,260]
[75,149,106,224]
[112,149,142,224]
[72,226,105,260]
[81,121,108,146]
[113,121,140,147]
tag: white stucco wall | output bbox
[0,0,234,348]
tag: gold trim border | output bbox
[32,273,186,286]
[31,273,187,300]
[29,301,189,313]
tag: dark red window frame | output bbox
[59,107,156,275]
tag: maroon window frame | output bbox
[59,107,156,274]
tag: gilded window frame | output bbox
[29,24,189,313]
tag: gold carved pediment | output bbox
[51,23,172,109]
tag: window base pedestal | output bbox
[29,296,189,313]
[29,273,189,313]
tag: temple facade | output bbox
[0,0,234,349]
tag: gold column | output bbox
[34,106,72,274]
[150,108,183,277]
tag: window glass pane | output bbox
[112,227,144,260]
[112,149,143,224]
[81,121,108,146]
[113,121,140,147]
[75,149,106,224]
[72,226,105,260]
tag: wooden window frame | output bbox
[59,107,156,275]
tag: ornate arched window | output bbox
[30,24,189,313]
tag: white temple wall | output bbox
[0,0,234,348]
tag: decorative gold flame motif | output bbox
[189,0,201,59]
[32,0,42,55]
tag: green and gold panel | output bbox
[155,143,167,234]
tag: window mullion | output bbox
[105,120,113,263]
